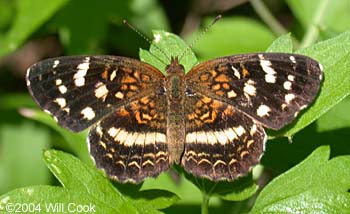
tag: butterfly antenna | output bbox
[123,20,170,66]
[179,15,222,61]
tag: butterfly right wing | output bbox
[182,93,266,181]
[185,53,322,130]
[26,55,164,132]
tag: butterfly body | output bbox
[165,57,186,164]
[26,53,322,183]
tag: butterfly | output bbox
[26,45,322,184]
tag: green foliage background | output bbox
[0,0,350,213]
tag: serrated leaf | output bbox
[251,146,350,213]
[0,150,178,214]
[139,30,198,73]
[0,0,69,57]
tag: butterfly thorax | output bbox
[165,57,186,164]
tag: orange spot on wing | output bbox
[187,113,197,120]
[200,74,209,81]
[118,107,130,117]
[204,111,217,123]
[141,74,150,81]
[135,112,147,124]
[217,65,226,72]
[121,84,128,90]
[140,97,150,104]
[210,70,217,77]
[129,85,138,91]
[149,101,156,108]
[133,70,140,79]
[211,83,221,90]
[215,74,229,82]
[201,96,212,104]
[211,100,222,109]
[223,107,234,116]
[222,83,230,89]
[101,69,108,80]
[242,68,249,77]
[122,76,137,83]
[215,90,225,96]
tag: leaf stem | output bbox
[200,180,218,214]
[300,0,330,48]
[249,0,288,36]
[201,191,210,214]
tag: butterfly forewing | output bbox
[26,55,164,132]
[185,53,323,130]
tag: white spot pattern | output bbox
[81,107,95,120]
[257,105,271,117]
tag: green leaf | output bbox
[139,30,198,73]
[0,0,69,57]
[0,123,50,193]
[317,97,350,132]
[183,171,258,202]
[251,146,350,213]
[51,0,132,54]
[188,16,275,61]
[0,0,14,31]
[130,0,170,33]
[0,93,37,110]
[272,30,350,137]
[286,0,350,33]
[142,172,204,205]
[20,108,91,164]
[216,176,258,202]
[0,150,178,214]
[266,34,293,53]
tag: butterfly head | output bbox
[166,56,185,75]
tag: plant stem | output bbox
[201,192,210,214]
[300,0,330,48]
[249,0,288,36]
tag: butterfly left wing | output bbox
[89,93,169,183]
[185,53,323,130]
[182,93,266,181]
[26,55,164,132]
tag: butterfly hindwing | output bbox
[88,93,169,183]
[182,93,266,181]
[26,55,164,132]
[185,53,323,130]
